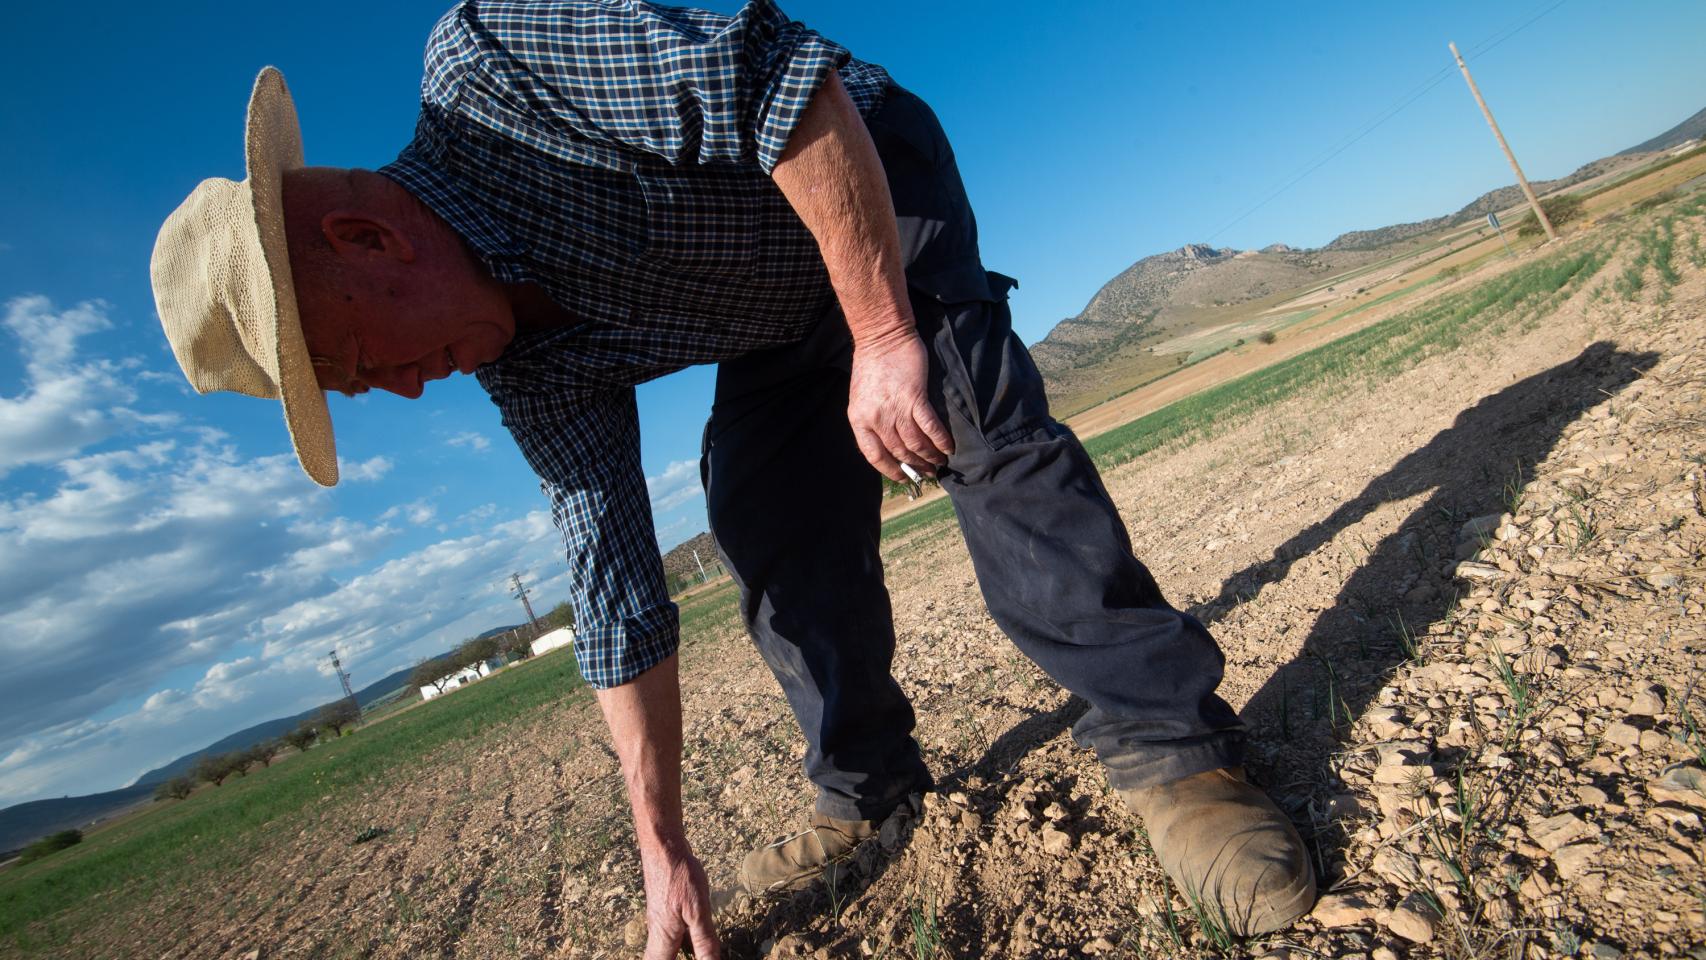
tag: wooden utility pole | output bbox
[1450,41,1556,242]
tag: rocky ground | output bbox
[20,207,1705,960]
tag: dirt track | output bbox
[29,207,1706,959]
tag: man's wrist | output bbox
[851,321,917,354]
[636,822,692,861]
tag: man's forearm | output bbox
[595,653,688,851]
[771,73,914,349]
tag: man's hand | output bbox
[848,328,952,483]
[594,654,720,959]
[639,832,720,960]
[771,74,955,479]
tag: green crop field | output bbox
[1082,243,1612,471]
[0,652,588,951]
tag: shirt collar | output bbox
[378,128,533,285]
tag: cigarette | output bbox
[899,463,924,499]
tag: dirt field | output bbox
[6,197,1704,959]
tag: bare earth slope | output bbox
[22,191,1704,960]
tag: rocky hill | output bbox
[1619,103,1706,155]
[662,531,721,587]
[1029,105,1701,400]
[1028,242,1363,393]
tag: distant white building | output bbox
[418,659,497,701]
[531,627,575,658]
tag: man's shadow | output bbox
[955,342,1653,854]
[725,343,1655,954]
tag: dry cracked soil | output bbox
[36,210,1706,960]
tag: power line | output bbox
[1203,0,1568,243]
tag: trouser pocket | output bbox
[916,270,1060,458]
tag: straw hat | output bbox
[151,66,338,487]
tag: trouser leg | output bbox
[915,288,1245,790]
[702,316,932,821]
[871,86,1244,790]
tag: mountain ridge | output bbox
[1029,103,1703,403]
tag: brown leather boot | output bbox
[1119,767,1316,936]
[738,811,877,895]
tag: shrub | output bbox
[18,830,83,865]
[1258,330,1278,345]
[1516,194,1584,237]
[154,777,194,801]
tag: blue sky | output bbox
[1,0,1702,806]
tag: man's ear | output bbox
[321,212,417,263]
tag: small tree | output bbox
[456,636,500,670]
[1516,194,1585,237]
[195,753,234,787]
[283,725,318,753]
[224,751,254,779]
[410,656,458,696]
[245,741,278,768]
[542,600,576,632]
[154,777,194,801]
[316,698,360,738]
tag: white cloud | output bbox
[646,458,703,513]
[341,455,393,482]
[0,296,171,475]
[446,431,491,452]
[380,498,437,526]
[0,298,572,807]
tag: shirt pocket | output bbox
[636,164,762,278]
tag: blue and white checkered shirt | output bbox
[379,0,892,688]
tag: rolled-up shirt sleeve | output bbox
[458,0,849,172]
[501,386,678,688]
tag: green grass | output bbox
[880,495,958,543]
[676,577,742,637]
[0,652,589,951]
[1324,272,1447,324]
[1082,245,1609,471]
[1579,143,1706,202]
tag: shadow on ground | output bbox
[1210,341,1655,861]
[723,343,1655,954]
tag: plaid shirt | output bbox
[379,0,891,688]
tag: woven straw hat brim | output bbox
[150,67,338,486]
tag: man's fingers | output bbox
[914,401,955,459]
[895,411,949,467]
[854,426,906,483]
[687,913,722,960]
[643,927,679,960]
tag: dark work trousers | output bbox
[700,87,1243,821]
